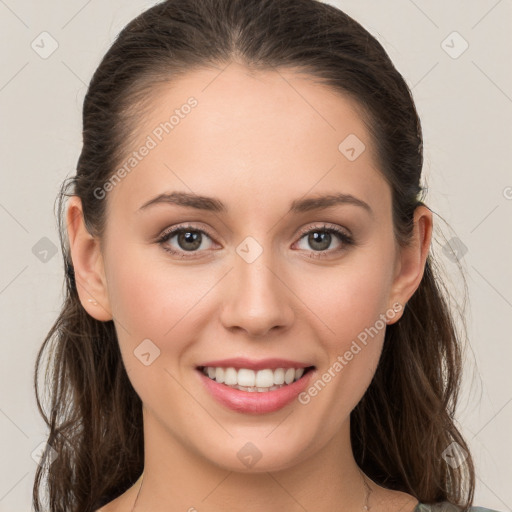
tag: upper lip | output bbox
[197,357,315,371]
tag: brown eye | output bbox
[294,224,354,259]
[157,225,216,257]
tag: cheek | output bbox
[104,248,208,401]
[105,241,202,335]
[301,257,394,346]
[308,272,389,402]
[296,247,394,402]
[104,242,220,374]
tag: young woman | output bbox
[33,1,501,511]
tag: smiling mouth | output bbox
[197,365,316,392]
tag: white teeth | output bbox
[237,368,256,387]
[227,383,287,392]
[223,367,238,386]
[201,366,310,390]
[255,369,274,388]
[284,368,295,384]
[215,367,225,383]
[273,368,285,385]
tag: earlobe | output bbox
[386,205,433,325]
[66,196,113,322]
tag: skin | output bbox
[67,62,432,512]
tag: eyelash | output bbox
[156,223,355,260]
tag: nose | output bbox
[219,250,295,338]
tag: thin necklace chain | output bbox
[131,468,372,512]
[360,467,373,511]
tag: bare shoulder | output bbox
[95,476,141,512]
[370,485,420,512]
[94,493,128,512]
[95,501,116,512]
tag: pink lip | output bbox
[197,357,313,371]
[196,367,316,414]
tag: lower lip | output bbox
[197,368,316,414]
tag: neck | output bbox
[132,410,372,512]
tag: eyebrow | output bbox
[138,191,373,217]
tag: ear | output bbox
[386,205,433,324]
[66,196,112,322]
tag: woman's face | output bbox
[71,62,430,472]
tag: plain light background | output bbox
[0,1,511,510]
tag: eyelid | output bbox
[292,222,354,259]
[156,221,354,258]
[295,222,352,239]
[157,223,216,241]
[156,223,218,256]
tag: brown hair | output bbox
[33,0,475,510]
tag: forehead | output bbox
[106,63,389,218]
